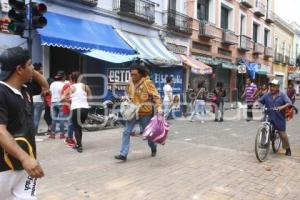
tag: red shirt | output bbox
[61,83,71,114]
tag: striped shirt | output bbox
[245,83,257,103]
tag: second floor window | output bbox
[221,6,229,30]
[253,23,259,43]
[197,0,209,21]
[264,29,269,47]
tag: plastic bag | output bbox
[142,114,169,145]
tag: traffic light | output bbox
[7,0,26,35]
[30,3,47,29]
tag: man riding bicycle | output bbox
[259,79,292,156]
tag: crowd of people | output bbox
[0,46,298,199]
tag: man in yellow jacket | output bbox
[115,62,162,161]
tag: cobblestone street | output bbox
[36,102,300,200]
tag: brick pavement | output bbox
[35,101,300,200]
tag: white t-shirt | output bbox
[163,84,173,102]
[50,81,65,103]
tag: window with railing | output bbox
[113,0,155,24]
[164,9,193,35]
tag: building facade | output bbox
[273,15,294,91]
[187,0,274,100]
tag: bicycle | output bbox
[254,108,282,162]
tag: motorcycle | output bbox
[83,98,125,131]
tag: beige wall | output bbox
[273,22,294,56]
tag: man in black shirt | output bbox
[0,47,45,199]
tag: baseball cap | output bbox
[0,47,30,80]
[269,79,280,86]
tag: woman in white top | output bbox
[163,76,173,119]
[62,71,91,153]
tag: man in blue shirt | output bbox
[259,79,292,156]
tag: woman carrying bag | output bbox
[115,62,162,161]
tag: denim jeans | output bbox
[33,102,44,135]
[189,100,205,121]
[51,103,65,134]
[215,102,224,120]
[120,115,157,157]
[163,101,173,119]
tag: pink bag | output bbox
[142,114,169,145]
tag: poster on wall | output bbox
[151,66,184,93]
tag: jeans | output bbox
[120,115,157,157]
[51,103,65,134]
[33,102,44,135]
[163,101,173,119]
[189,100,205,121]
[215,102,224,120]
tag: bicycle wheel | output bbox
[272,131,282,153]
[255,126,270,162]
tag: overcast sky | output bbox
[275,0,300,25]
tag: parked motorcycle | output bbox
[83,98,125,131]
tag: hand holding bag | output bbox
[120,97,139,121]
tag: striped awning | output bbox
[180,55,212,75]
[117,30,180,65]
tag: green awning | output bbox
[195,55,237,69]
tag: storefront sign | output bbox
[238,64,247,74]
[152,67,184,93]
[166,43,187,55]
[106,68,130,91]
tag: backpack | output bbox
[285,105,295,121]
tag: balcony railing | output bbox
[113,0,155,24]
[254,2,266,17]
[264,47,273,58]
[274,53,284,63]
[163,9,193,35]
[239,35,252,51]
[73,0,98,6]
[199,21,220,39]
[222,30,238,45]
[240,0,253,8]
[265,10,274,23]
[253,43,264,54]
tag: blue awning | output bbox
[37,12,135,55]
[83,49,138,63]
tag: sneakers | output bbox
[64,138,76,147]
[285,148,292,156]
[48,133,55,139]
[114,155,127,161]
[60,133,66,139]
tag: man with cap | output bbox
[49,70,66,139]
[259,79,292,156]
[0,47,46,199]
